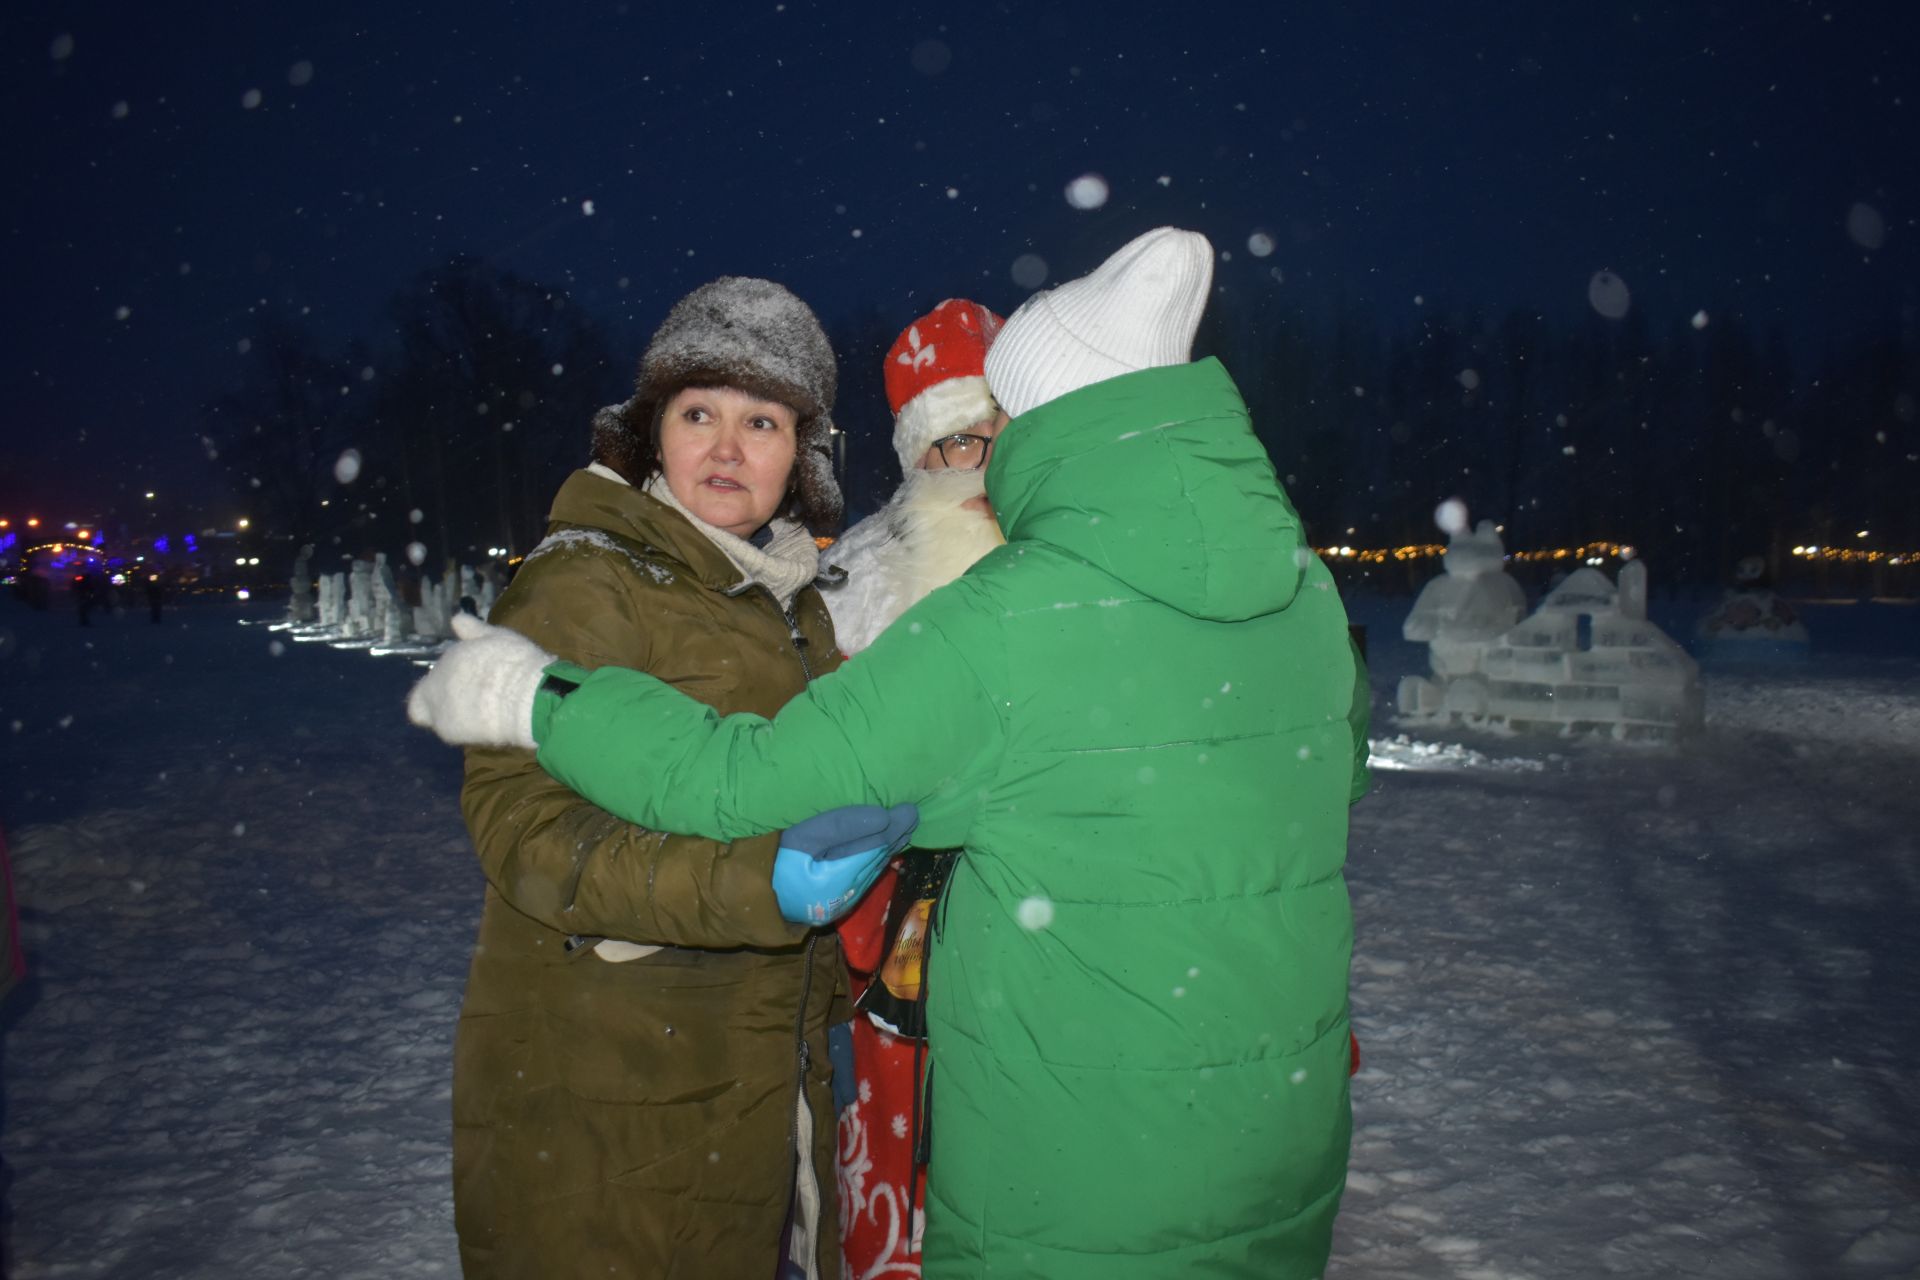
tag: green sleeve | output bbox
[1347,631,1374,804]
[535,592,1006,850]
[460,746,805,948]
[462,553,805,949]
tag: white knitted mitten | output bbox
[406,612,555,749]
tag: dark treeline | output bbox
[203,256,624,569]
[1202,287,1920,585]
[203,256,1918,586]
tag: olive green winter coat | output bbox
[528,360,1368,1279]
[453,468,844,1279]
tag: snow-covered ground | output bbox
[2,588,1916,1278]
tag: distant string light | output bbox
[1312,541,1635,565]
[1312,541,1917,569]
[1316,543,1446,564]
[1791,545,1918,567]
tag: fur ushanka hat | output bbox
[594,276,843,531]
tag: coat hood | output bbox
[984,358,1308,622]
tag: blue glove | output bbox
[772,803,919,926]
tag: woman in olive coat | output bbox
[451,277,848,1279]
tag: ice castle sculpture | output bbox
[1401,531,1702,738]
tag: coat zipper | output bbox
[783,593,821,1274]
[792,930,819,1130]
[784,931,819,1274]
[782,601,814,683]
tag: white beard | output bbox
[824,468,1005,655]
[883,468,1005,602]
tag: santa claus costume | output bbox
[823,299,1004,1278]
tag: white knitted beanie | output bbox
[983,227,1214,420]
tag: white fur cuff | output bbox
[892,375,998,473]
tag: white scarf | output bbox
[587,464,821,611]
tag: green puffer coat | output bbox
[454,468,844,1280]
[530,360,1369,1279]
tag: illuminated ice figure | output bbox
[375,553,409,645]
[1473,561,1702,738]
[460,565,499,621]
[316,571,345,628]
[346,558,374,635]
[1396,520,1528,718]
[288,544,315,625]
[413,572,455,640]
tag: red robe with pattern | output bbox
[835,866,930,1278]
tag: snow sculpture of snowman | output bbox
[1397,520,1529,719]
[1695,555,1810,663]
[1479,560,1702,738]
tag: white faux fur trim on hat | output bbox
[892,374,998,473]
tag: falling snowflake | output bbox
[1016,896,1055,931]
[1011,254,1047,288]
[1064,174,1109,210]
[1587,270,1631,320]
[1846,202,1885,251]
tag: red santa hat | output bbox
[883,299,1005,474]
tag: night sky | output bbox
[4,0,1914,526]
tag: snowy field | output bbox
[2,588,1916,1278]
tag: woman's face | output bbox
[657,386,800,537]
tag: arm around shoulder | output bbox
[536,581,1009,850]
[457,548,806,950]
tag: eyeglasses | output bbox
[929,433,994,471]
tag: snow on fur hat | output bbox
[883,299,1004,474]
[634,276,842,528]
[983,227,1214,420]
